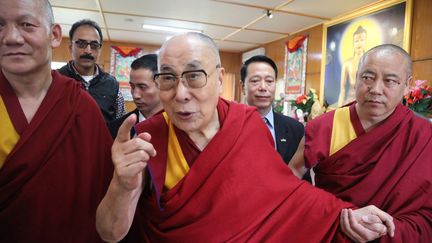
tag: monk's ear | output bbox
[50,24,62,49]
[217,67,225,94]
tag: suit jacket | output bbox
[107,109,140,138]
[273,111,304,164]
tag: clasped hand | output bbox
[341,205,395,242]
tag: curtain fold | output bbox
[221,73,236,101]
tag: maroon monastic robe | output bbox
[305,103,432,242]
[122,98,353,242]
[0,71,113,242]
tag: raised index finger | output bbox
[116,114,137,143]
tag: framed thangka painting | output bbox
[285,35,308,99]
[321,0,412,108]
[110,46,145,101]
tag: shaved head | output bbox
[359,44,412,79]
[159,32,221,68]
[44,0,54,25]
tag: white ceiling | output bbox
[50,0,380,53]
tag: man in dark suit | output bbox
[107,54,162,138]
[241,55,310,181]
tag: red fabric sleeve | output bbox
[304,110,334,168]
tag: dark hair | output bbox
[130,54,158,74]
[69,19,103,43]
[240,55,278,83]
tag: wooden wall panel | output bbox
[52,38,71,62]
[413,59,432,85]
[410,0,432,61]
[305,73,321,94]
[263,38,286,79]
[220,52,241,74]
[410,0,432,83]
[304,25,324,74]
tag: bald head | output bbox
[159,32,221,67]
[359,44,412,79]
[43,0,54,25]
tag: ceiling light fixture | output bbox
[266,9,273,19]
[142,24,202,34]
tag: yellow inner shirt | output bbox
[0,96,20,168]
[163,112,190,189]
[329,106,357,156]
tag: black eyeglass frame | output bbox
[72,39,102,50]
[153,65,220,90]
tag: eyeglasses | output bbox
[153,66,220,90]
[72,39,102,50]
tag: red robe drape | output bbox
[125,98,352,242]
[305,103,432,242]
[0,71,113,242]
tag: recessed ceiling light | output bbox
[142,24,202,34]
[266,10,273,19]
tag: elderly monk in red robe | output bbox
[0,0,113,241]
[290,44,432,242]
[96,33,395,242]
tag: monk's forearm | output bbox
[288,137,307,179]
[380,210,432,242]
[96,174,143,242]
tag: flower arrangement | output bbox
[403,80,432,118]
[291,88,318,115]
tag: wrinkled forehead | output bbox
[361,49,404,68]
[158,36,215,72]
[358,50,408,77]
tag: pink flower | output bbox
[415,80,427,87]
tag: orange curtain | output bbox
[221,73,236,101]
